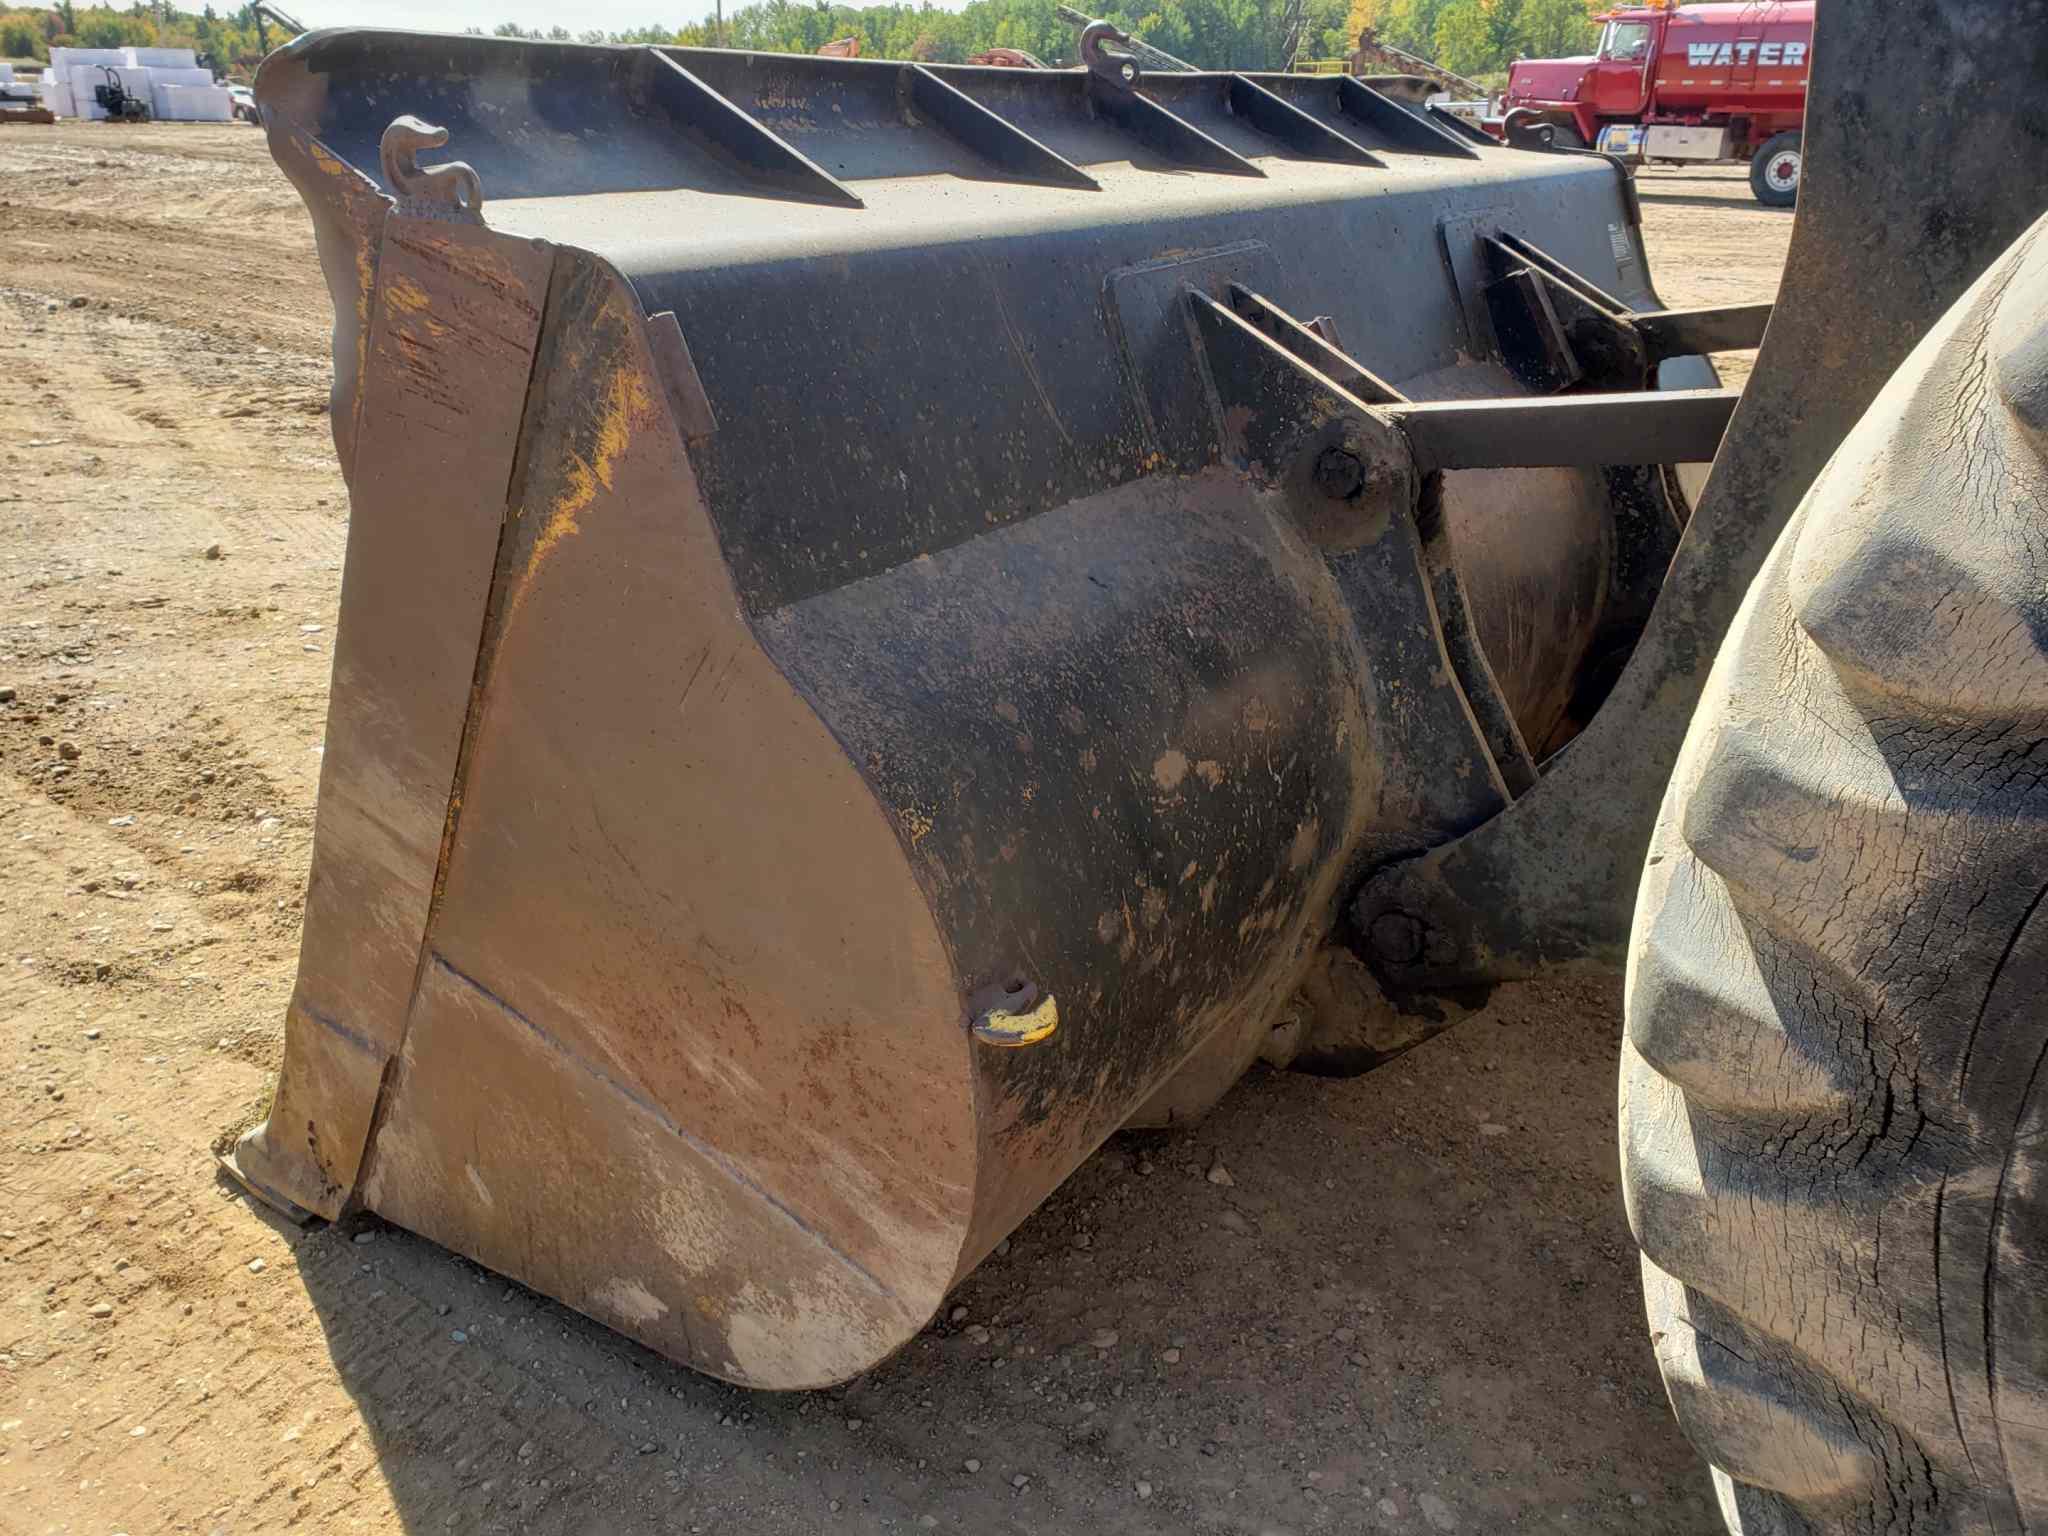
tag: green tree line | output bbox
[499,0,1368,70]
[492,0,1596,75]
[1355,0,1597,82]
[4,2,278,76]
[3,0,1597,87]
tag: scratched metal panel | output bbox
[289,219,552,1069]
[365,957,935,1385]
[1103,241,1282,471]
[230,214,553,1219]
[358,254,976,1386]
[755,469,1379,1258]
[236,212,552,1218]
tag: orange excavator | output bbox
[967,47,1046,66]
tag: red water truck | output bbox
[1493,1,1812,207]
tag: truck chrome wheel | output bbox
[1749,129,1803,208]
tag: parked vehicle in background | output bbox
[1294,28,1494,123]
[228,83,256,120]
[1496,1,1812,206]
[92,63,152,122]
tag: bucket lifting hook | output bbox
[1078,20,1141,87]
[379,115,485,222]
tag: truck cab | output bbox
[1495,2,1814,205]
[1587,15,1657,118]
[1500,9,1665,145]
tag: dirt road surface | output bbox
[0,132,1789,1536]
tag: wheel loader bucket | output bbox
[234,26,1746,1387]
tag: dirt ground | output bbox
[0,132,1788,1536]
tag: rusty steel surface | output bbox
[1384,387,1738,471]
[235,25,1731,1386]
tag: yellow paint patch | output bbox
[519,362,655,604]
[973,993,1059,1048]
[384,275,433,315]
[307,137,351,180]
[354,241,373,327]
[349,239,374,454]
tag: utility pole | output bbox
[715,0,723,46]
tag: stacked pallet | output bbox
[1,62,47,111]
[2,70,55,120]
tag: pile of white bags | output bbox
[40,46,235,122]
[152,83,235,120]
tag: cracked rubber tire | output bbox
[1623,215,2048,1534]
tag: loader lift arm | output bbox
[1351,0,2048,999]
[250,2,308,56]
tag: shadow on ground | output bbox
[283,974,1722,1536]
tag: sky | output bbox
[292,0,968,42]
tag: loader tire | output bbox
[1749,130,1801,208]
[1622,216,2048,1535]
